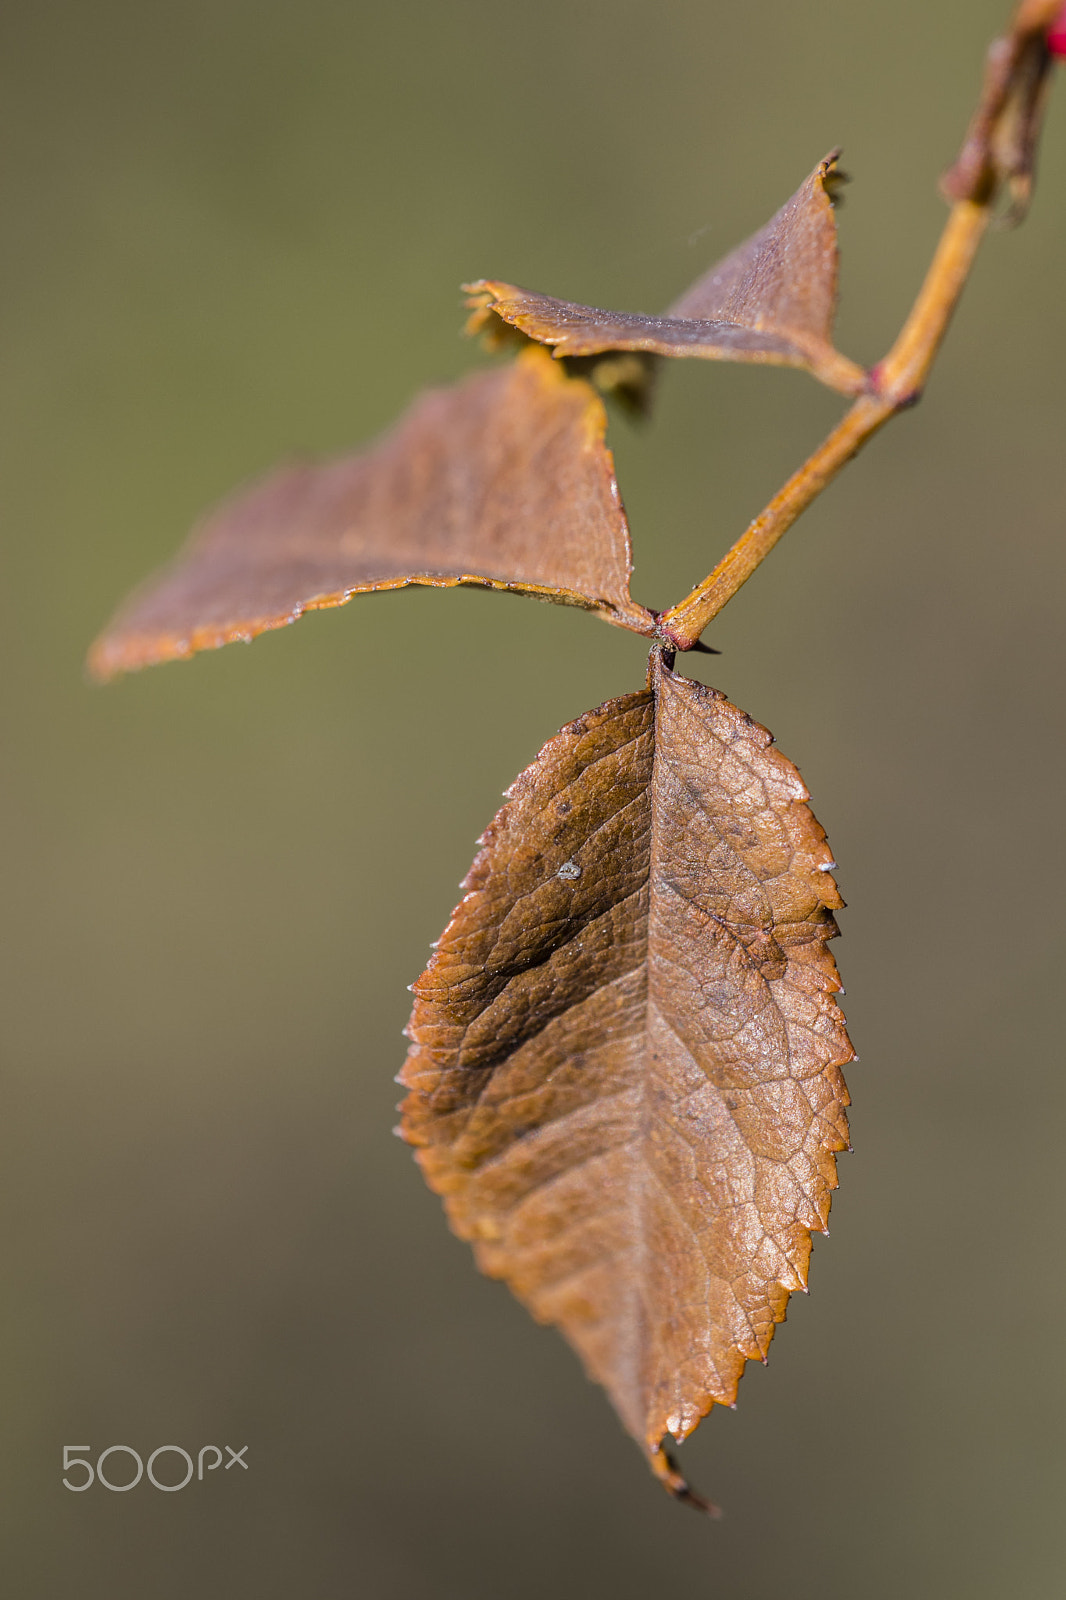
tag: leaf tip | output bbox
[650,1445,722,1518]
[819,147,849,206]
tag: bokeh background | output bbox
[3,1,1065,1595]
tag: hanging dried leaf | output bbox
[399,652,854,1505]
[465,155,866,397]
[88,346,654,680]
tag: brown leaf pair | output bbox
[88,154,862,681]
[90,154,858,1507]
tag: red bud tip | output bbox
[1049,5,1066,57]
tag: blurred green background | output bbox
[3,1,1064,1594]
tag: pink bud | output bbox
[1049,4,1066,59]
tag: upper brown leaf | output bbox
[465,155,866,397]
[399,653,854,1503]
[88,346,655,680]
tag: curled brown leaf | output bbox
[465,155,866,397]
[399,652,854,1504]
[88,346,654,680]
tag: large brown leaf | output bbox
[399,652,853,1504]
[465,155,866,397]
[88,346,654,680]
